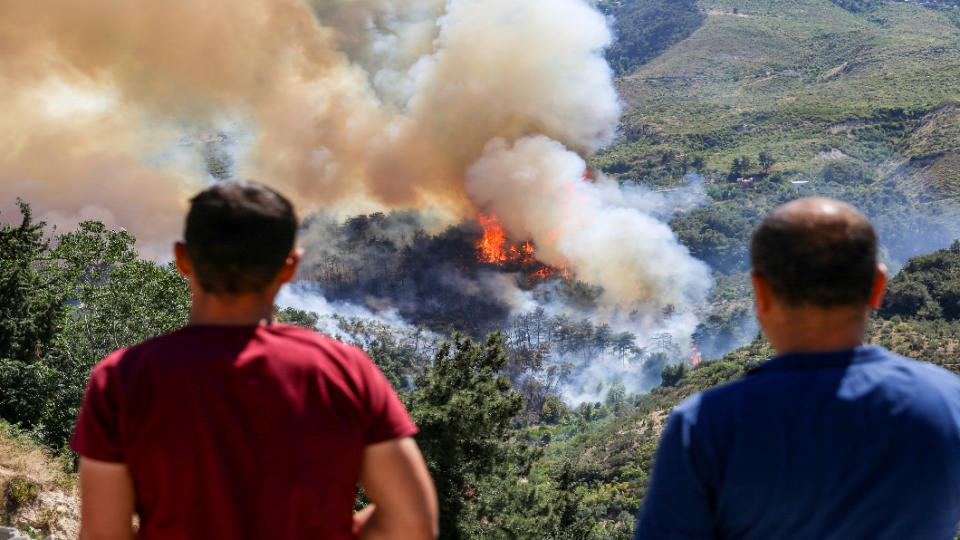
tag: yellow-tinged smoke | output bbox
[0,0,709,310]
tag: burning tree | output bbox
[475,212,568,280]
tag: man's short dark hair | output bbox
[184,180,297,294]
[750,197,877,307]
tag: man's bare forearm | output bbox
[357,438,438,540]
[80,527,135,540]
[355,504,436,540]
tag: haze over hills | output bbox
[597,0,960,194]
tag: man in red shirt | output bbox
[71,180,438,539]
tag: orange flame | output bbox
[475,213,568,280]
[528,266,564,279]
[690,346,702,366]
[477,213,508,263]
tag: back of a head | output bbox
[184,180,297,295]
[750,197,877,307]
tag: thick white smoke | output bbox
[467,136,711,312]
[276,283,433,340]
[1,0,709,314]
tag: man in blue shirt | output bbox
[635,197,960,539]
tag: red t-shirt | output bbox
[70,323,418,540]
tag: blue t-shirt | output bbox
[635,345,960,540]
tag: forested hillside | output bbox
[598,0,705,75]
[881,240,960,320]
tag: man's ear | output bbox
[174,242,192,278]
[274,247,304,286]
[868,262,888,309]
[751,272,772,315]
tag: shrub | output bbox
[6,476,39,505]
[660,364,687,387]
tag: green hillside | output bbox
[595,0,960,194]
[598,0,705,76]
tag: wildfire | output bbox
[529,266,567,279]
[690,346,702,367]
[477,213,510,263]
[475,213,568,280]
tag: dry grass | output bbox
[0,432,72,490]
[0,422,79,539]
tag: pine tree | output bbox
[758,151,776,174]
[407,332,524,539]
[0,201,64,427]
[0,201,61,366]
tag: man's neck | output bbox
[188,290,277,326]
[766,305,869,356]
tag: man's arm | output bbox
[634,397,715,540]
[354,437,438,540]
[78,457,135,540]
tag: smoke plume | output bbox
[466,136,710,311]
[0,0,707,311]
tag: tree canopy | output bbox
[0,203,189,449]
[598,0,704,76]
[880,240,960,320]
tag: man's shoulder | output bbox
[860,346,960,394]
[88,330,180,374]
[90,326,208,371]
[879,348,960,412]
[264,324,371,363]
[91,324,371,375]
[270,323,355,348]
[675,366,765,413]
[675,346,960,422]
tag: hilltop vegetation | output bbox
[591,0,960,356]
[0,202,189,451]
[598,0,705,76]
[881,240,960,320]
